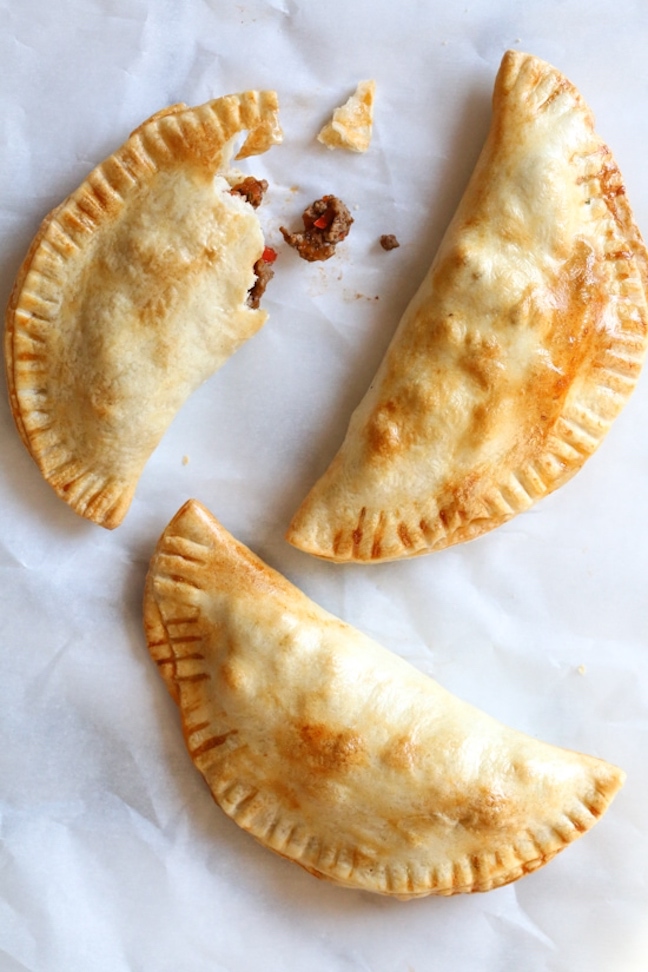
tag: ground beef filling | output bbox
[247,253,276,309]
[229,178,275,308]
[380,234,400,251]
[280,195,354,262]
[230,176,269,209]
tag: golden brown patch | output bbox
[457,787,513,830]
[457,332,504,392]
[366,399,402,457]
[220,660,246,692]
[364,380,439,462]
[290,722,366,776]
[381,734,419,771]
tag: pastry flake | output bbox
[144,499,624,898]
[5,91,282,529]
[317,80,376,153]
[287,51,648,562]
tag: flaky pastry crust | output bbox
[144,499,624,898]
[5,92,282,528]
[317,80,376,153]
[288,51,648,562]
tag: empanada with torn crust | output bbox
[5,92,282,529]
[287,51,648,563]
[144,499,624,898]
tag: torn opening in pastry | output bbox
[287,51,648,563]
[144,498,625,899]
[227,177,278,310]
[5,91,282,529]
[317,80,376,153]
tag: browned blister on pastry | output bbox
[144,499,624,898]
[287,51,648,562]
[5,92,282,528]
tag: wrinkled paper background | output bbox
[1,1,648,970]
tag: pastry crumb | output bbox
[182,455,190,466]
[577,664,586,675]
[317,80,375,153]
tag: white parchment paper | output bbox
[1,2,647,970]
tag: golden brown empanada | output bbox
[144,499,624,898]
[5,92,282,529]
[288,51,648,562]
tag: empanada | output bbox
[144,499,624,898]
[287,51,648,562]
[5,92,282,529]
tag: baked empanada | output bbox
[144,499,624,898]
[287,51,648,562]
[5,92,282,529]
